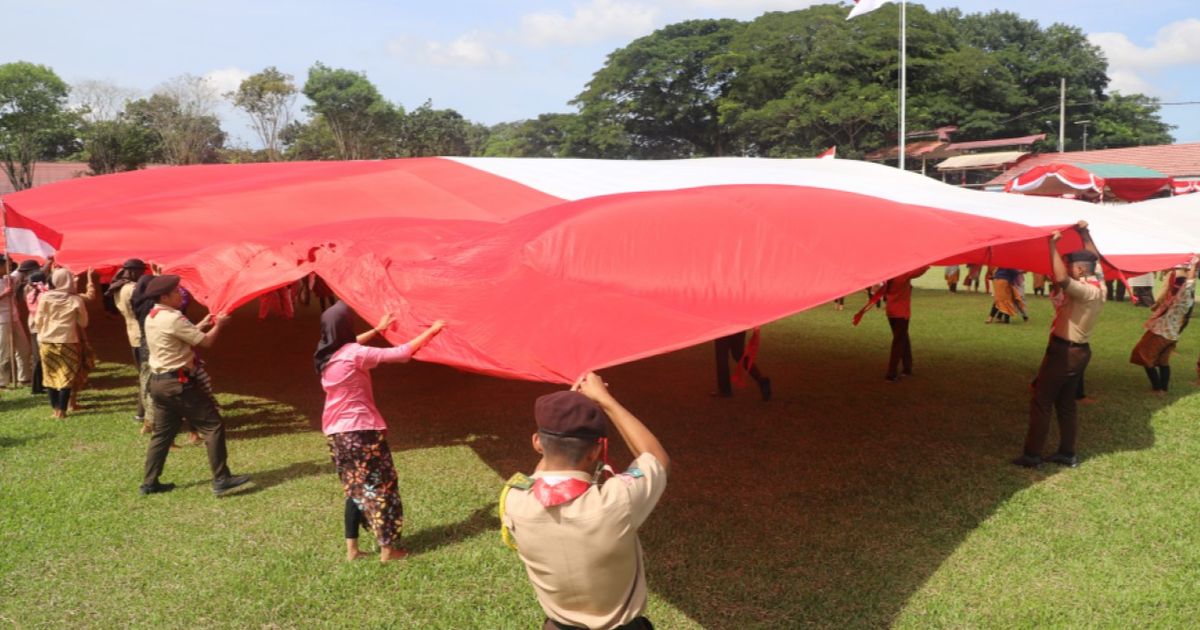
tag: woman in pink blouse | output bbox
[314,300,445,562]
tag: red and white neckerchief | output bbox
[531,476,591,507]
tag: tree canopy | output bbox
[0,61,75,190]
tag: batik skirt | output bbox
[327,430,404,548]
[1130,331,1176,368]
[40,342,81,390]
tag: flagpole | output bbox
[898,0,906,171]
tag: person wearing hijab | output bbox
[139,275,248,496]
[1129,257,1197,394]
[32,268,91,418]
[107,259,151,423]
[0,257,35,388]
[315,301,445,562]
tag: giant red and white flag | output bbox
[1,201,62,258]
[847,0,894,19]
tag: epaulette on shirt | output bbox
[504,472,533,490]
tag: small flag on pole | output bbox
[847,0,894,19]
[2,202,63,258]
[818,146,837,159]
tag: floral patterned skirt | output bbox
[327,430,404,548]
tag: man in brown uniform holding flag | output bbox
[1014,222,1104,469]
[139,275,250,496]
[501,372,669,630]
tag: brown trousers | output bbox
[142,373,232,487]
[1024,337,1091,457]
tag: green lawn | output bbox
[2,285,1198,629]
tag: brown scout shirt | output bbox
[1051,275,1105,344]
[116,282,141,348]
[503,452,668,629]
[144,305,206,372]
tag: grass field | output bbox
[2,282,1199,629]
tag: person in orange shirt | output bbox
[884,266,930,382]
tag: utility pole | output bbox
[1058,77,1066,153]
[1076,120,1092,152]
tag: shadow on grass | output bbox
[81,293,1173,628]
[175,459,333,495]
[406,503,500,556]
[0,432,51,449]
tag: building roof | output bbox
[0,162,90,196]
[946,134,1046,151]
[937,151,1028,171]
[1073,163,1168,179]
[987,143,1200,186]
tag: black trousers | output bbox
[142,374,232,487]
[544,617,653,630]
[886,317,912,378]
[1025,338,1091,457]
[714,332,765,395]
[30,333,44,394]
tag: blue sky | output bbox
[4,1,1197,146]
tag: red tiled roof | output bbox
[986,143,1200,186]
[865,140,959,161]
[0,162,90,196]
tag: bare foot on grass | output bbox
[380,547,408,563]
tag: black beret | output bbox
[122,258,147,271]
[17,260,40,273]
[144,274,181,300]
[535,391,607,440]
[1065,250,1099,263]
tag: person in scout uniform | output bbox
[501,372,670,630]
[1014,222,1104,469]
[138,275,250,496]
[106,258,151,425]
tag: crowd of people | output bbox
[2,222,1197,629]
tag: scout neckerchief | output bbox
[499,439,615,551]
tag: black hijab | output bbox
[314,301,355,376]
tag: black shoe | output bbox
[884,375,898,383]
[139,481,176,495]
[213,474,251,496]
[759,378,772,402]
[1011,454,1043,469]
[1046,452,1079,468]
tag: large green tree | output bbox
[0,62,76,191]
[573,19,743,158]
[399,100,472,157]
[302,62,400,160]
[125,90,225,165]
[1087,93,1175,150]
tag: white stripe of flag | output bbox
[2,202,63,258]
[847,0,895,20]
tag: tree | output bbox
[228,67,297,161]
[1087,93,1175,149]
[125,87,225,165]
[72,79,139,123]
[82,118,159,174]
[280,117,339,161]
[399,100,471,157]
[0,62,75,191]
[573,19,743,158]
[302,62,400,160]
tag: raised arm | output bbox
[1075,221,1100,259]
[574,372,670,475]
[1049,231,1069,288]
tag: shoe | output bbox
[213,475,251,496]
[759,378,772,402]
[1046,452,1079,468]
[133,415,145,424]
[884,375,898,383]
[139,481,176,495]
[1011,454,1043,469]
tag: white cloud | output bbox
[389,32,512,67]
[202,67,252,96]
[520,0,661,47]
[1089,18,1200,95]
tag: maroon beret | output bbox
[535,391,607,440]
[144,274,181,300]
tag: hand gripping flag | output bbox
[2,201,63,258]
[847,0,894,19]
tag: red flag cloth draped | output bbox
[3,157,1195,382]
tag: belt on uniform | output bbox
[1050,335,1089,348]
[151,368,192,382]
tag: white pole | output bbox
[1058,77,1066,153]
[898,1,907,170]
